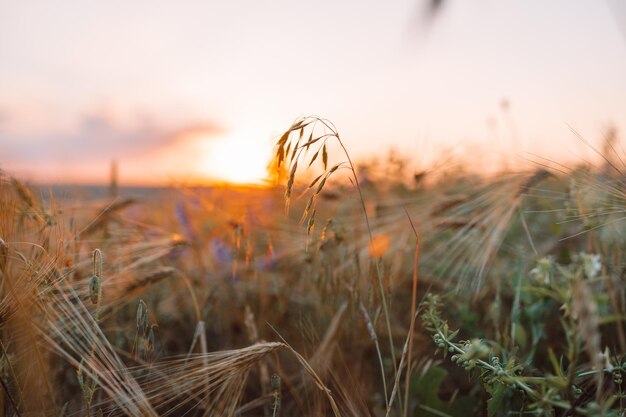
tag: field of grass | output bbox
[2,118,626,416]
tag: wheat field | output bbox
[1,118,626,416]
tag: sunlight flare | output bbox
[195,128,272,184]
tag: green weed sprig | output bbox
[420,252,626,416]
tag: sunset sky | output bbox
[1,0,625,184]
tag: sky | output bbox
[1,0,625,184]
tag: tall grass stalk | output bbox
[402,212,419,417]
[275,116,399,410]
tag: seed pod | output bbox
[148,325,156,350]
[76,359,85,388]
[270,374,281,390]
[136,301,145,328]
[89,275,101,304]
[271,374,281,417]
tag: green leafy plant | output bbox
[421,253,626,416]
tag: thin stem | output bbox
[360,302,390,411]
[178,271,202,322]
[335,134,398,374]
[565,326,578,413]
[403,212,420,417]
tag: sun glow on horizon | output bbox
[195,128,273,185]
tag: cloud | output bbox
[0,107,10,128]
[0,111,223,164]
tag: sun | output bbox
[195,128,272,184]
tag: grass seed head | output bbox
[89,275,101,305]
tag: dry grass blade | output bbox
[78,197,135,237]
[283,344,342,417]
[118,266,176,296]
[269,324,342,417]
[309,301,348,375]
